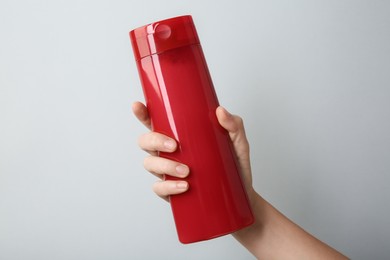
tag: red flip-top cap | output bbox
[130,15,200,61]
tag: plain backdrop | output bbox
[1,0,389,259]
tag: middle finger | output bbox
[143,156,190,179]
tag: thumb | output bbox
[215,106,249,154]
[215,106,252,189]
[216,106,245,139]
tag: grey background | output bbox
[1,0,389,259]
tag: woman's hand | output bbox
[132,101,255,203]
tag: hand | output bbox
[132,101,255,203]
[132,101,348,259]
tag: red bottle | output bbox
[130,15,253,244]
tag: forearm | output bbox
[233,191,348,260]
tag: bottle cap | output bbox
[130,15,200,61]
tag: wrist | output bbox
[246,187,259,210]
[233,189,265,236]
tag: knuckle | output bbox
[235,115,244,127]
[137,134,145,149]
[138,132,155,150]
[161,159,173,173]
[152,181,168,197]
[149,133,159,147]
[152,182,161,195]
[143,156,152,170]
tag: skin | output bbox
[132,101,348,260]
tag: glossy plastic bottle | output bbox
[130,15,253,244]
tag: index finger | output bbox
[132,101,151,130]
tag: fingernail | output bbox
[176,181,188,189]
[176,165,189,177]
[164,139,175,150]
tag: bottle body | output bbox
[130,16,253,244]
